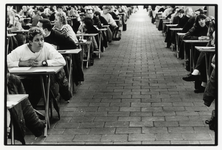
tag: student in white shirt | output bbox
[7,27,71,107]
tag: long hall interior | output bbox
[5,4,217,145]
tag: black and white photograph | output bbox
[3,0,219,148]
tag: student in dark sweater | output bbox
[165,9,185,48]
[178,8,204,59]
[182,14,209,71]
[183,14,208,40]
[81,17,99,34]
[37,19,84,85]
[37,19,77,49]
[182,8,204,33]
[94,11,109,25]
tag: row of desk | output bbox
[6,24,114,143]
[154,14,215,81]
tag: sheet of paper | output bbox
[33,69,55,72]
[9,67,31,71]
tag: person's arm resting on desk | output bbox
[44,42,66,66]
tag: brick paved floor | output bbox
[19,8,215,145]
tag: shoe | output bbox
[182,74,200,81]
[194,86,205,93]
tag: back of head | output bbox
[38,6,44,13]
[39,19,52,31]
[94,11,101,16]
[82,17,93,27]
[195,8,204,15]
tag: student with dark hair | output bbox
[182,8,204,33]
[37,19,77,49]
[7,27,71,107]
[178,10,206,59]
[84,6,102,29]
[81,17,99,34]
[94,11,109,25]
[37,19,84,85]
[49,6,56,21]
[182,19,215,93]
[181,14,209,71]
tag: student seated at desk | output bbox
[37,19,84,85]
[165,8,184,48]
[37,19,77,49]
[80,17,100,34]
[183,20,215,93]
[177,8,203,58]
[53,12,78,44]
[101,5,118,32]
[161,5,175,19]
[180,14,209,68]
[182,8,204,33]
[7,72,45,144]
[7,27,71,107]
[84,6,102,29]
[7,14,24,31]
[168,8,193,48]
[94,11,109,26]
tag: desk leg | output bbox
[205,53,210,81]
[69,54,74,95]
[184,42,187,67]
[86,44,90,68]
[98,33,101,59]
[176,34,179,58]
[40,75,50,137]
[205,53,214,81]
[11,119,15,144]
[80,47,84,70]
[190,44,194,72]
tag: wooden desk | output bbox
[98,28,108,54]
[7,94,28,144]
[78,41,92,68]
[7,34,16,37]
[10,30,29,33]
[58,49,82,94]
[166,24,178,27]
[169,28,183,51]
[169,28,183,31]
[99,28,108,52]
[162,21,171,34]
[77,33,98,68]
[175,33,186,58]
[9,66,63,137]
[76,33,98,37]
[101,25,110,28]
[183,40,210,72]
[118,13,125,30]
[195,46,215,80]
[165,24,178,32]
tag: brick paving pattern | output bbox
[22,8,215,145]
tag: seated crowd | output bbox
[148,5,216,131]
[6,4,135,144]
